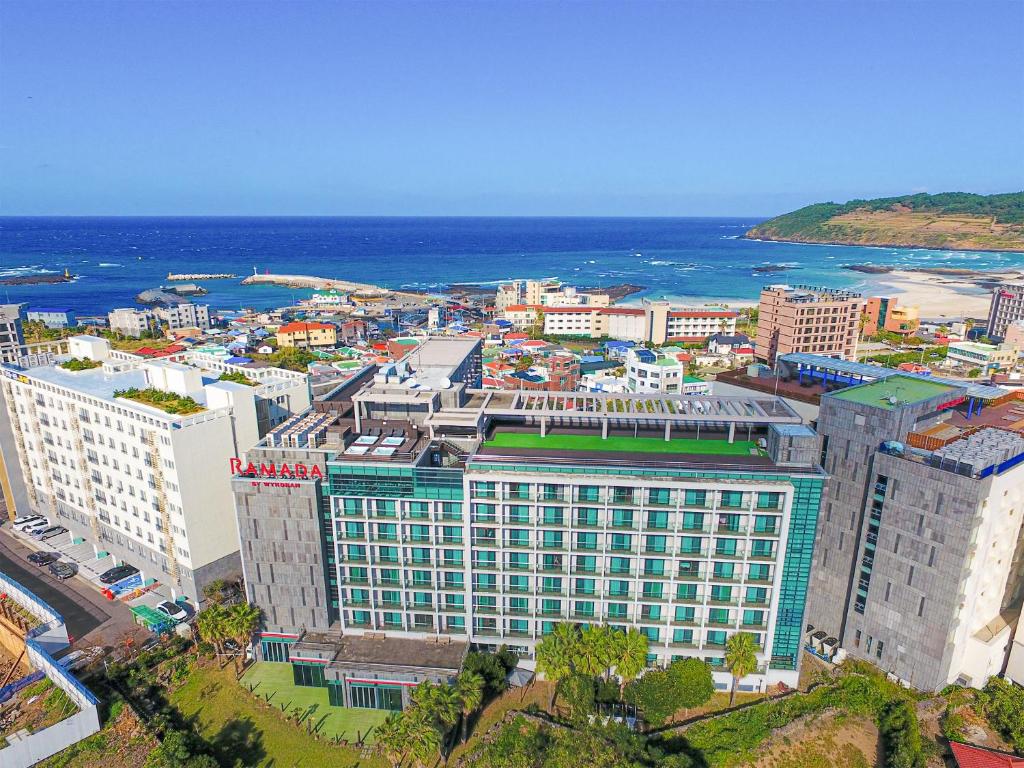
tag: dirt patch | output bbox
[745,709,880,768]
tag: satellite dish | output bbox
[440,377,452,389]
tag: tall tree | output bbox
[613,628,649,695]
[456,670,485,743]
[374,712,408,768]
[579,624,615,679]
[535,622,579,709]
[195,603,229,660]
[403,707,443,768]
[724,631,760,706]
[225,602,261,674]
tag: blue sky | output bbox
[2,0,1022,216]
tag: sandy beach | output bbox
[865,269,1023,321]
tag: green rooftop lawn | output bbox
[829,375,956,409]
[484,431,760,456]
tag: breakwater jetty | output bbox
[241,272,430,300]
[166,272,237,280]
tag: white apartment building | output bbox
[624,347,708,394]
[1,304,28,364]
[536,304,739,345]
[155,303,211,332]
[495,280,610,312]
[108,308,154,338]
[0,335,310,602]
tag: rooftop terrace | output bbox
[828,375,958,410]
[483,431,762,457]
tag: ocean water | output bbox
[1,217,1020,314]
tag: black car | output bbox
[98,564,139,584]
[49,561,78,580]
[28,551,61,566]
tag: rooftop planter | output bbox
[114,387,204,415]
[59,357,102,372]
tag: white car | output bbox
[20,518,52,535]
[12,514,44,528]
[155,601,189,623]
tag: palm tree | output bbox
[455,670,485,743]
[578,624,613,678]
[226,602,262,674]
[404,707,442,768]
[535,622,579,710]
[374,712,408,767]
[724,631,760,706]
[195,603,230,661]
[613,628,648,695]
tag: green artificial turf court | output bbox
[483,431,761,456]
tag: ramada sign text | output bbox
[229,458,323,480]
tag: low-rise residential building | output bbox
[26,308,77,329]
[755,285,863,363]
[946,341,1019,372]
[805,375,1024,691]
[707,334,752,355]
[107,308,154,338]
[1003,319,1024,350]
[0,303,27,364]
[232,337,827,708]
[155,303,210,332]
[862,297,920,338]
[0,335,311,603]
[495,280,611,312]
[623,348,708,394]
[277,321,338,348]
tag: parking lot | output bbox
[0,524,151,650]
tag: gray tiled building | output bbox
[805,375,1024,691]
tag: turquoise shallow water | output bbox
[1,216,1020,313]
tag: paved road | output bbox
[0,526,144,647]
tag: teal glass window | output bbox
[473,573,496,590]
[672,628,694,644]
[441,502,462,520]
[509,618,529,634]
[610,556,632,574]
[508,575,529,592]
[378,568,399,585]
[574,601,595,618]
[710,584,733,602]
[508,597,528,613]
[713,562,735,580]
[541,554,563,571]
[751,540,775,558]
[406,501,430,518]
[507,505,530,523]
[608,580,630,597]
[447,616,465,631]
[375,499,397,517]
[377,545,398,563]
[413,592,432,608]
[542,530,564,549]
[680,536,703,555]
[607,603,627,619]
[542,507,564,525]
[575,555,597,573]
[675,583,697,600]
[575,507,599,526]
[576,532,598,550]
[541,598,562,615]
[376,523,398,540]
[682,511,705,530]
[757,492,782,509]
[382,611,402,627]
[706,630,727,646]
[708,607,730,624]
[380,590,401,607]
[646,510,669,529]
[411,570,431,587]
[720,491,744,508]
[644,535,667,553]
[442,549,463,567]
[348,588,369,604]
[577,485,600,502]
[715,538,738,557]
[409,524,430,542]
[641,582,663,600]
[684,490,707,507]
[445,594,464,609]
[507,529,530,547]
[574,578,595,595]
[343,498,363,516]
[507,552,529,570]
[642,559,666,577]
[641,627,660,642]
[347,566,368,584]
[444,572,464,589]
[472,481,496,498]
[473,503,496,521]
[718,514,741,532]
[410,547,431,565]
[647,488,671,506]
[344,522,365,539]
[745,586,768,604]
[611,509,634,528]
[351,610,370,625]
[541,576,562,594]
[610,533,633,551]
[748,563,771,581]
[441,526,462,544]
[474,551,496,568]
[673,606,695,622]
[743,609,764,626]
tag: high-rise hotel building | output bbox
[805,374,1024,691]
[233,338,826,700]
[0,335,310,602]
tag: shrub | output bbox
[61,357,102,371]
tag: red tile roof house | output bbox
[950,743,1024,768]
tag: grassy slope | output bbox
[746,191,1024,251]
[169,662,384,768]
